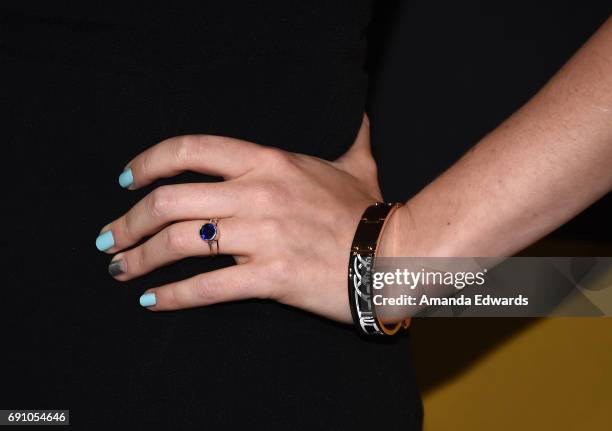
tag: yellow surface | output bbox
[416,318,612,431]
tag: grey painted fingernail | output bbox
[108,258,126,277]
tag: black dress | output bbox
[2,2,423,429]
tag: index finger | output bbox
[119,134,264,189]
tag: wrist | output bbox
[376,203,410,257]
[377,199,467,258]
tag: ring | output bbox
[199,219,220,256]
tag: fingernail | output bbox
[118,168,133,188]
[108,258,125,277]
[139,292,156,307]
[95,230,115,251]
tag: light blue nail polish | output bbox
[118,168,133,188]
[139,292,156,307]
[95,230,115,251]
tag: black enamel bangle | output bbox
[348,202,409,336]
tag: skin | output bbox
[98,17,612,325]
[99,119,381,322]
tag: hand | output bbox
[96,115,383,323]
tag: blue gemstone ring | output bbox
[199,219,219,256]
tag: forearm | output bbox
[381,17,612,258]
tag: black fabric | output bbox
[1,2,423,429]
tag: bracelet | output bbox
[347,202,410,336]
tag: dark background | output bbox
[366,1,611,394]
[1,2,610,428]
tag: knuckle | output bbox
[148,186,174,219]
[172,136,199,164]
[119,216,136,244]
[259,218,284,238]
[251,182,275,206]
[127,247,145,274]
[169,284,190,308]
[263,147,294,169]
[141,153,153,179]
[193,275,219,303]
[164,224,188,253]
[251,181,287,208]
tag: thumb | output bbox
[335,114,382,198]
